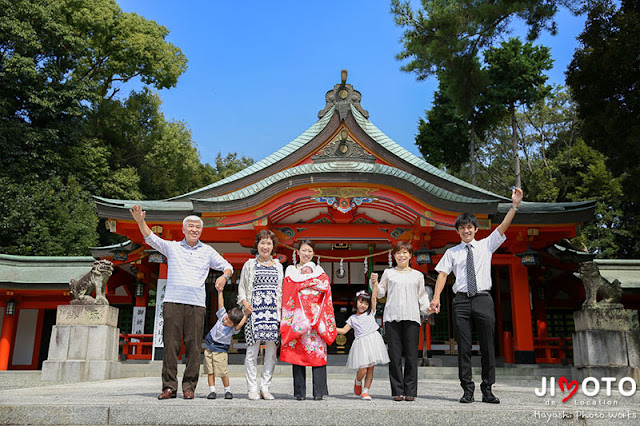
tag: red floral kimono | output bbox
[280,266,337,367]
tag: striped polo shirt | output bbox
[145,232,233,307]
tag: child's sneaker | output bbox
[361,393,372,400]
[224,391,233,399]
[354,381,362,396]
[207,391,216,399]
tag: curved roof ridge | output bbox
[0,253,96,263]
[193,162,494,205]
[168,106,337,201]
[94,196,193,210]
[349,104,508,200]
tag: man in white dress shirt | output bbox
[430,188,523,404]
[130,205,233,400]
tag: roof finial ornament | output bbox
[318,70,369,120]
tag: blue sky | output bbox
[116,1,586,164]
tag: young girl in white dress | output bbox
[337,277,389,400]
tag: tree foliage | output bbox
[415,85,469,173]
[391,1,568,183]
[484,38,553,187]
[0,0,254,255]
[566,0,640,190]
[468,87,627,257]
[0,0,188,180]
[0,176,99,255]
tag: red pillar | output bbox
[535,299,548,338]
[0,309,18,370]
[509,260,535,364]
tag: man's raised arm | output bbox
[129,204,152,238]
[496,187,524,236]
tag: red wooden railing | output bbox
[533,337,572,364]
[120,334,153,360]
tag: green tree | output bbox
[415,86,469,173]
[0,176,99,256]
[208,152,256,182]
[391,0,571,184]
[565,0,640,257]
[484,38,553,188]
[566,0,640,180]
[0,0,188,180]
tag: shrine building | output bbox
[6,72,633,370]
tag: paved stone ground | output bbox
[1,366,639,425]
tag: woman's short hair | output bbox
[254,229,278,251]
[182,215,203,228]
[392,240,413,255]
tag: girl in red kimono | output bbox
[280,240,336,400]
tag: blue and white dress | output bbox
[244,264,280,345]
[346,312,390,369]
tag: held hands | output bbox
[370,273,378,286]
[428,297,441,315]
[214,275,227,291]
[129,204,146,223]
[242,300,253,314]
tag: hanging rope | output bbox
[279,242,393,261]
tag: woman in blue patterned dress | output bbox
[238,230,283,400]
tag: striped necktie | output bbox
[466,244,477,296]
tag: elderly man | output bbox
[130,205,232,400]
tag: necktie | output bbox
[466,244,477,296]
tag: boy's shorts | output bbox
[203,349,228,377]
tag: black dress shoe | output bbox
[296,395,306,401]
[459,392,474,403]
[482,390,500,404]
[313,396,323,400]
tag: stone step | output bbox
[2,374,639,425]
[119,359,572,381]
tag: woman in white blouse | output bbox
[375,241,432,401]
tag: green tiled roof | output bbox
[94,197,193,211]
[0,254,96,285]
[168,106,337,200]
[594,259,640,289]
[194,161,494,205]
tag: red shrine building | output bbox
[5,72,624,370]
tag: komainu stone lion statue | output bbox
[579,261,623,309]
[69,260,114,305]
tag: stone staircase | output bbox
[119,356,572,381]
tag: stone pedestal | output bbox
[41,305,121,382]
[572,308,640,382]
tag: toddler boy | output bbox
[204,287,248,399]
